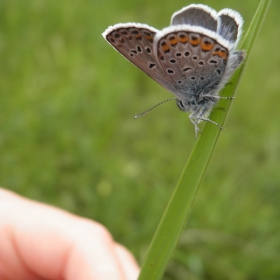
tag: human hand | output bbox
[0,188,139,280]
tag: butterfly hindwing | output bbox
[155,28,229,99]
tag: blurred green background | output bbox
[1,0,279,279]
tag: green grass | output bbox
[138,1,271,278]
[1,0,280,279]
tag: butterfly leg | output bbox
[189,114,202,138]
[203,94,235,100]
[198,117,224,130]
[218,96,235,100]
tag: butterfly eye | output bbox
[176,100,185,110]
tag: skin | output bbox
[0,188,139,280]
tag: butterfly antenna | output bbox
[134,97,177,119]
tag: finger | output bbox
[114,243,140,280]
[0,188,138,280]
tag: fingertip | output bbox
[115,243,140,280]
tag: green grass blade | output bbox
[138,1,271,279]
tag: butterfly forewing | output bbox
[103,24,178,93]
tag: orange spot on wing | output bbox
[134,34,142,40]
[178,34,188,43]
[161,42,170,53]
[190,36,200,46]
[213,50,228,59]
[169,36,178,46]
[201,42,214,51]
[145,35,153,42]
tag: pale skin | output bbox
[0,188,139,280]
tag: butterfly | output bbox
[102,4,246,137]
